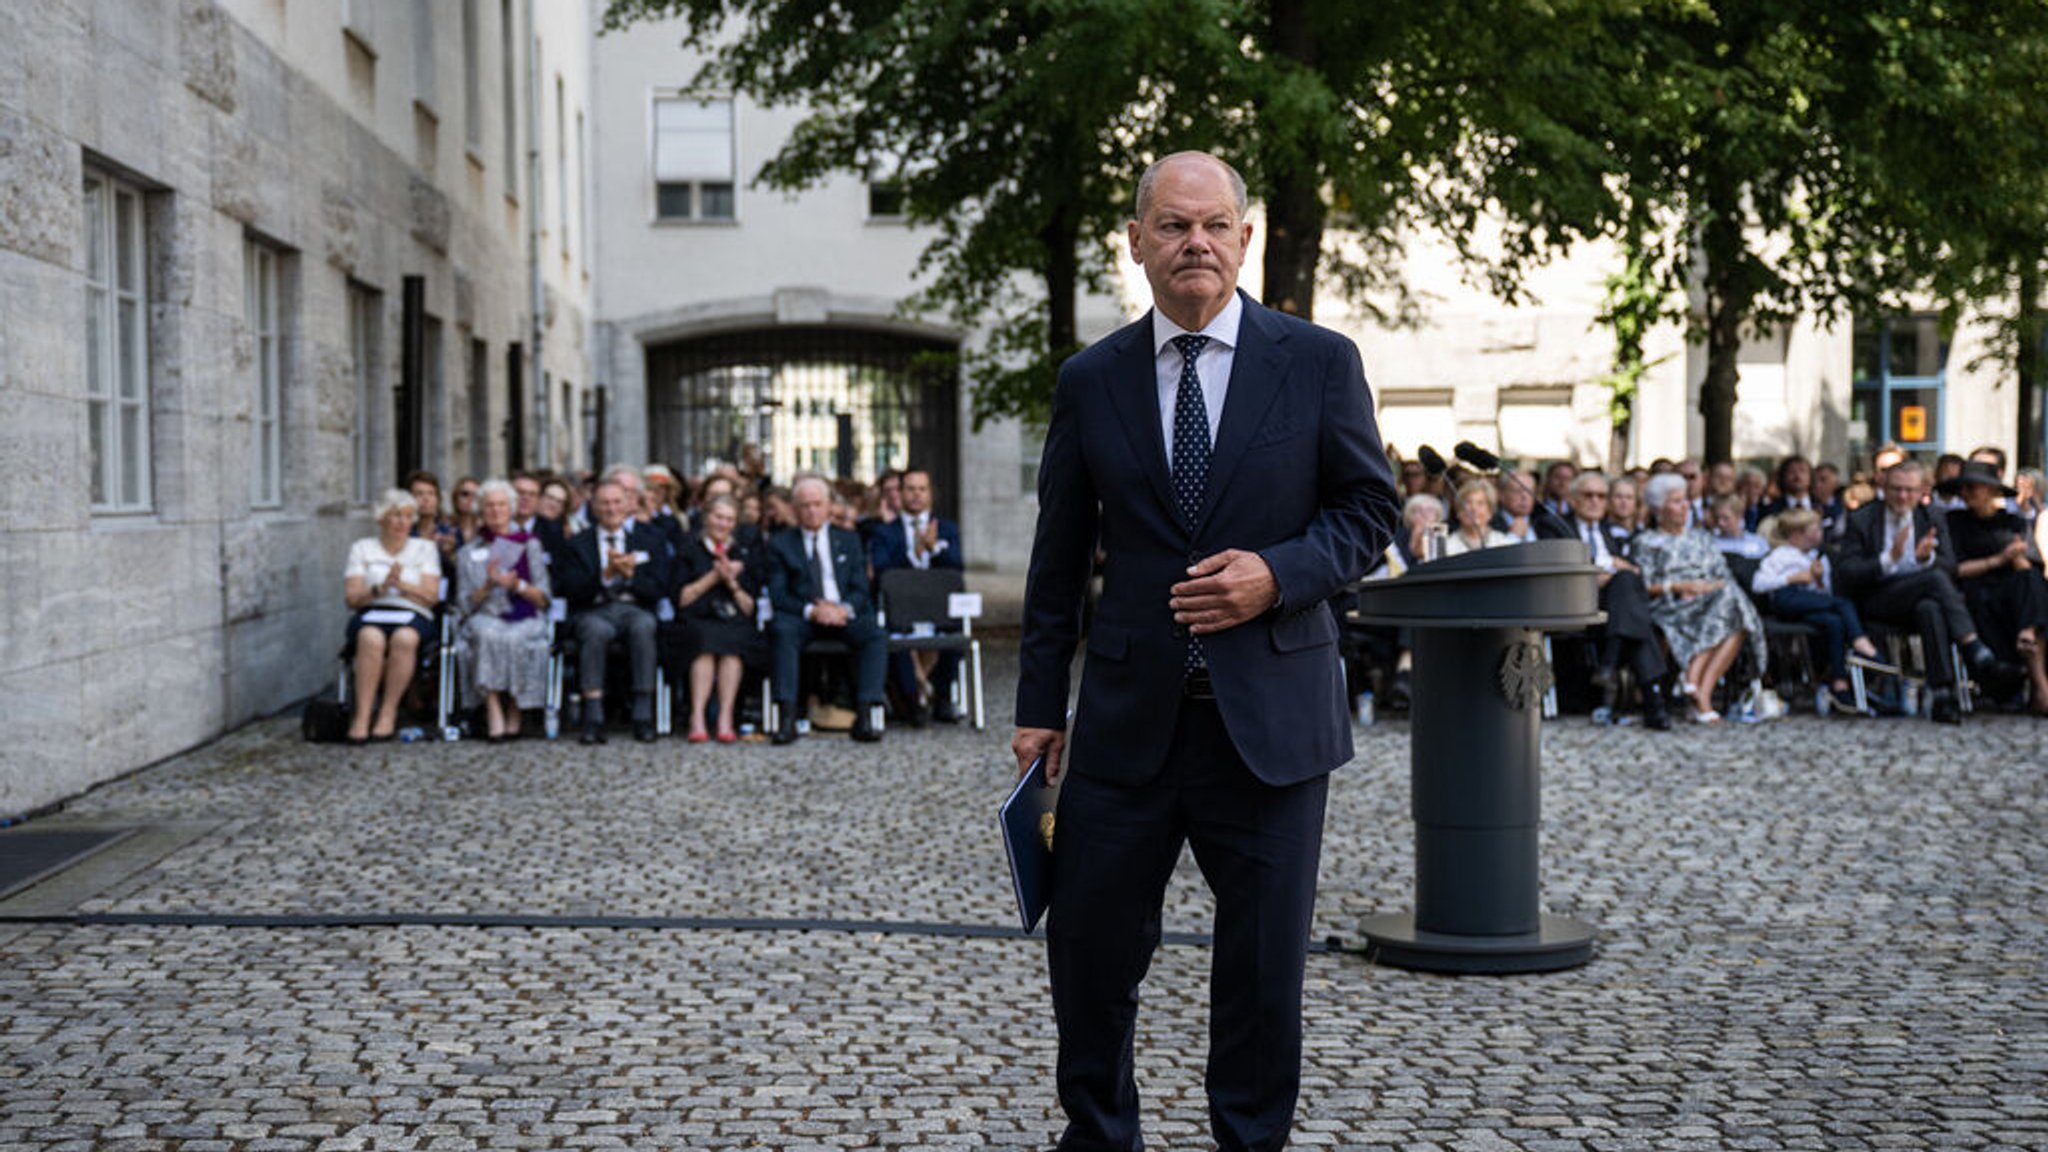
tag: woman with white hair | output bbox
[341,489,444,743]
[456,479,553,740]
[1634,471,1764,723]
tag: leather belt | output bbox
[1183,669,1216,700]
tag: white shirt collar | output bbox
[1150,291,1244,359]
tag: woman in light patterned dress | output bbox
[1634,472,1763,724]
[457,480,552,741]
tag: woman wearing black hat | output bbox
[1943,460,2048,714]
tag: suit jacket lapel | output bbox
[1101,318,1179,523]
[1195,296,1289,534]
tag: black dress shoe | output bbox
[579,722,607,745]
[772,708,800,745]
[931,701,962,724]
[1642,695,1673,731]
[634,721,658,743]
[850,715,883,743]
[1929,687,1963,725]
[908,701,931,729]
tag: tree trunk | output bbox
[1258,0,1321,320]
[1698,170,1750,466]
[1043,212,1079,364]
[2018,260,2043,470]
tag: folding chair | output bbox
[547,599,672,737]
[878,568,987,730]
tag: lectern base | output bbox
[1356,912,1597,974]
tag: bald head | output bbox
[1135,151,1248,222]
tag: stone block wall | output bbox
[0,1,588,815]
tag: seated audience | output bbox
[1538,471,1670,728]
[1932,453,1968,509]
[1540,460,1576,522]
[1736,466,1769,530]
[673,494,765,743]
[1835,459,2005,724]
[341,489,444,743]
[1635,473,1763,724]
[1709,493,1771,559]
[407,469,464,566]
[1758,455,1817,522]
[1490,470,1541,542]
[870,467,965,725]
[1942,461,2048,713]
[510,472,543,534]
[451,476,482,543]
[557,478,672,744]
[1449,480,1517,555]
[1811,460,1846,533]
[857,469,905,549]
[457,480,552,741]
[1752,508,1882,712]
[1607,476,1644,535]
[767,475,889,744]
[1395,493,1447,569]
[1397,456,1431,502]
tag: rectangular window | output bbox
[462,0,482,151]
[652,95,735,221]
[349,286,381,503]
[245,239,284,508]
[83,169,152,512]
[499,0,517,184]
[412,0,436,111]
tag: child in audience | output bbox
[1753,508,1883,712]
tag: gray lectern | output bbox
[1349,539,1603,973]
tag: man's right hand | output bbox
[1013,726,1067,784]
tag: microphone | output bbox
[1455,442,1572,539]
[1417,445,1447,478]
[1453,441,1500,472]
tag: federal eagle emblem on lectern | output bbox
[1498,638,1553,711]
[1039,811,1056,852]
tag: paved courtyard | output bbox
[2,640,2044,1150]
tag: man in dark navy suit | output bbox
[1535,471,1671,728]
[767,475,888,744]
[556,478,671,744]
[1013,151,1399,1152]
[870,467,965,724]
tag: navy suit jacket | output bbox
[869,515,964,574]
[1832,500,1960,597]
[554,520,672,612]
[1017,293,1400,787]
[767,525,876,621]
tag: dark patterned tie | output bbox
[1172,334,1212,671]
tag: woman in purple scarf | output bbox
[457,479,553,740]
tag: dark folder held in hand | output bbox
[999,755,1057,933]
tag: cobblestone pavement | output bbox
[2,639,2044,1149]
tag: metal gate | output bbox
[646,327,960,518]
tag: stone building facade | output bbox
[0,0,595,814]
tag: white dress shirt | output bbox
[1880,508,1927,575]
[900,512,945,569]
[1574,517,1615,572]
[1151,292,1243,469]
[1754,544,1831,595]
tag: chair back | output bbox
[879,568,968,633]
[1723,552,1761,596]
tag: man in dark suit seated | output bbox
[767,475,888,744]
[869,466,966,724]
[1835,459,2007,724]
[555,478,671,744]
[1536,471,1671,728]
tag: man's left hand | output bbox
[1171,550,1280,634]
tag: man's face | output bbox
[1679,460,1703,499]
[592,483,630,531]
[1400,462,1427,496]
[1882,468,1923,516]
[901,472,932,516]
[793,483,831,532]
[513,478,540,519]
[1499,474,1535,516]
[1812,465,1840,501]
[877,475,902,512]
[1570,480,1608,524]
[1707,461,1736,496]
[1544,465,1576,501]
[1783,460,1811,495]
[1711,503,1743,537]
[1128,156,1251,330]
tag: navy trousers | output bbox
[1769,586,1866,681]
[1048,696,1329,1152]
[768,610,888,707]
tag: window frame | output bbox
[649,91,737,224]
[245,238,285,509]
[83,168,153,514]
[349,285,382,505]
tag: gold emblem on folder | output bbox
[1038,812,1056,852]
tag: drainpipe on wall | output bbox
[526,0,549,467]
